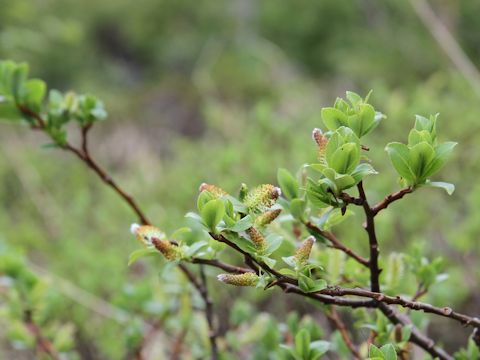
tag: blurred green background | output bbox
[1,0,480,358]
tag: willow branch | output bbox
[371,187,413,215]
[357,182,381,293]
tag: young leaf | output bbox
[321,107,348,131]
[295,329,311,360]
[290,198,307,220]
[197,190,215,212]
[369,344,384,359]
[351,163,378,183]
[265,234,283,255]
[380,344,397,360]
[423,142,457,178]
[22,79,46,112]
[278,168,299,200]
[228,215,253,232]
[424,181,455,195]
[385,142,415,182]
[128,248,158,266]
[409,141,435,182]
[329,143,360,174]
[200,199,225,232]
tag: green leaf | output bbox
[308,279,327,292]
[330,143,360,174]
[11,62,29,100]
[295,329,311,360]
[323,208,353,230]
[346,91,363,107]
[278,168,299,200]
[290,198,307,220]
[310,340,330,359]
[0,100,22,122]
[369,344,384,359]
[423,142,457,178]
[380,344,397,360]
[228,215,253,232]
[321,107,348,131]
[22,79,46,112]
[200,199,225,232]
[414,114,437,141]
[385,142,415,182]
[265,234,283,255]
[298,274,316,292]
[409,141,435,182]
[349,103,376,137]
[332,173,356,191]
[424,181,455,195]
[408,129,432,147]
[185,241,209,257]
[197,191,215,212]
[282,255,297,268]
[170,227,191,240]
[351,163,378,183]
[222,232,256,253]
[128,248,158,266]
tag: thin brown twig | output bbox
[190,258,251,274]
[371,187,413,216]
[24,310,61,360]
[318,287,480,328]
[200,266,219,360]
[304,221,369,267]
[327,306,362,360]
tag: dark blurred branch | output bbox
[200,266,219,360]
[327,307,362,360]
[24,309,60,360]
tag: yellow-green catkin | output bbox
[130,223,177,260]
[255,209,281,227]
[151,238,178,260]
[217,272,259,287]
[312,128,328,165]
[294,236,316,266]
[246,227,267,253]
[244,184,281,211]
[199,183,228,198]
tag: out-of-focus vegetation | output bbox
[1,1,480,359]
